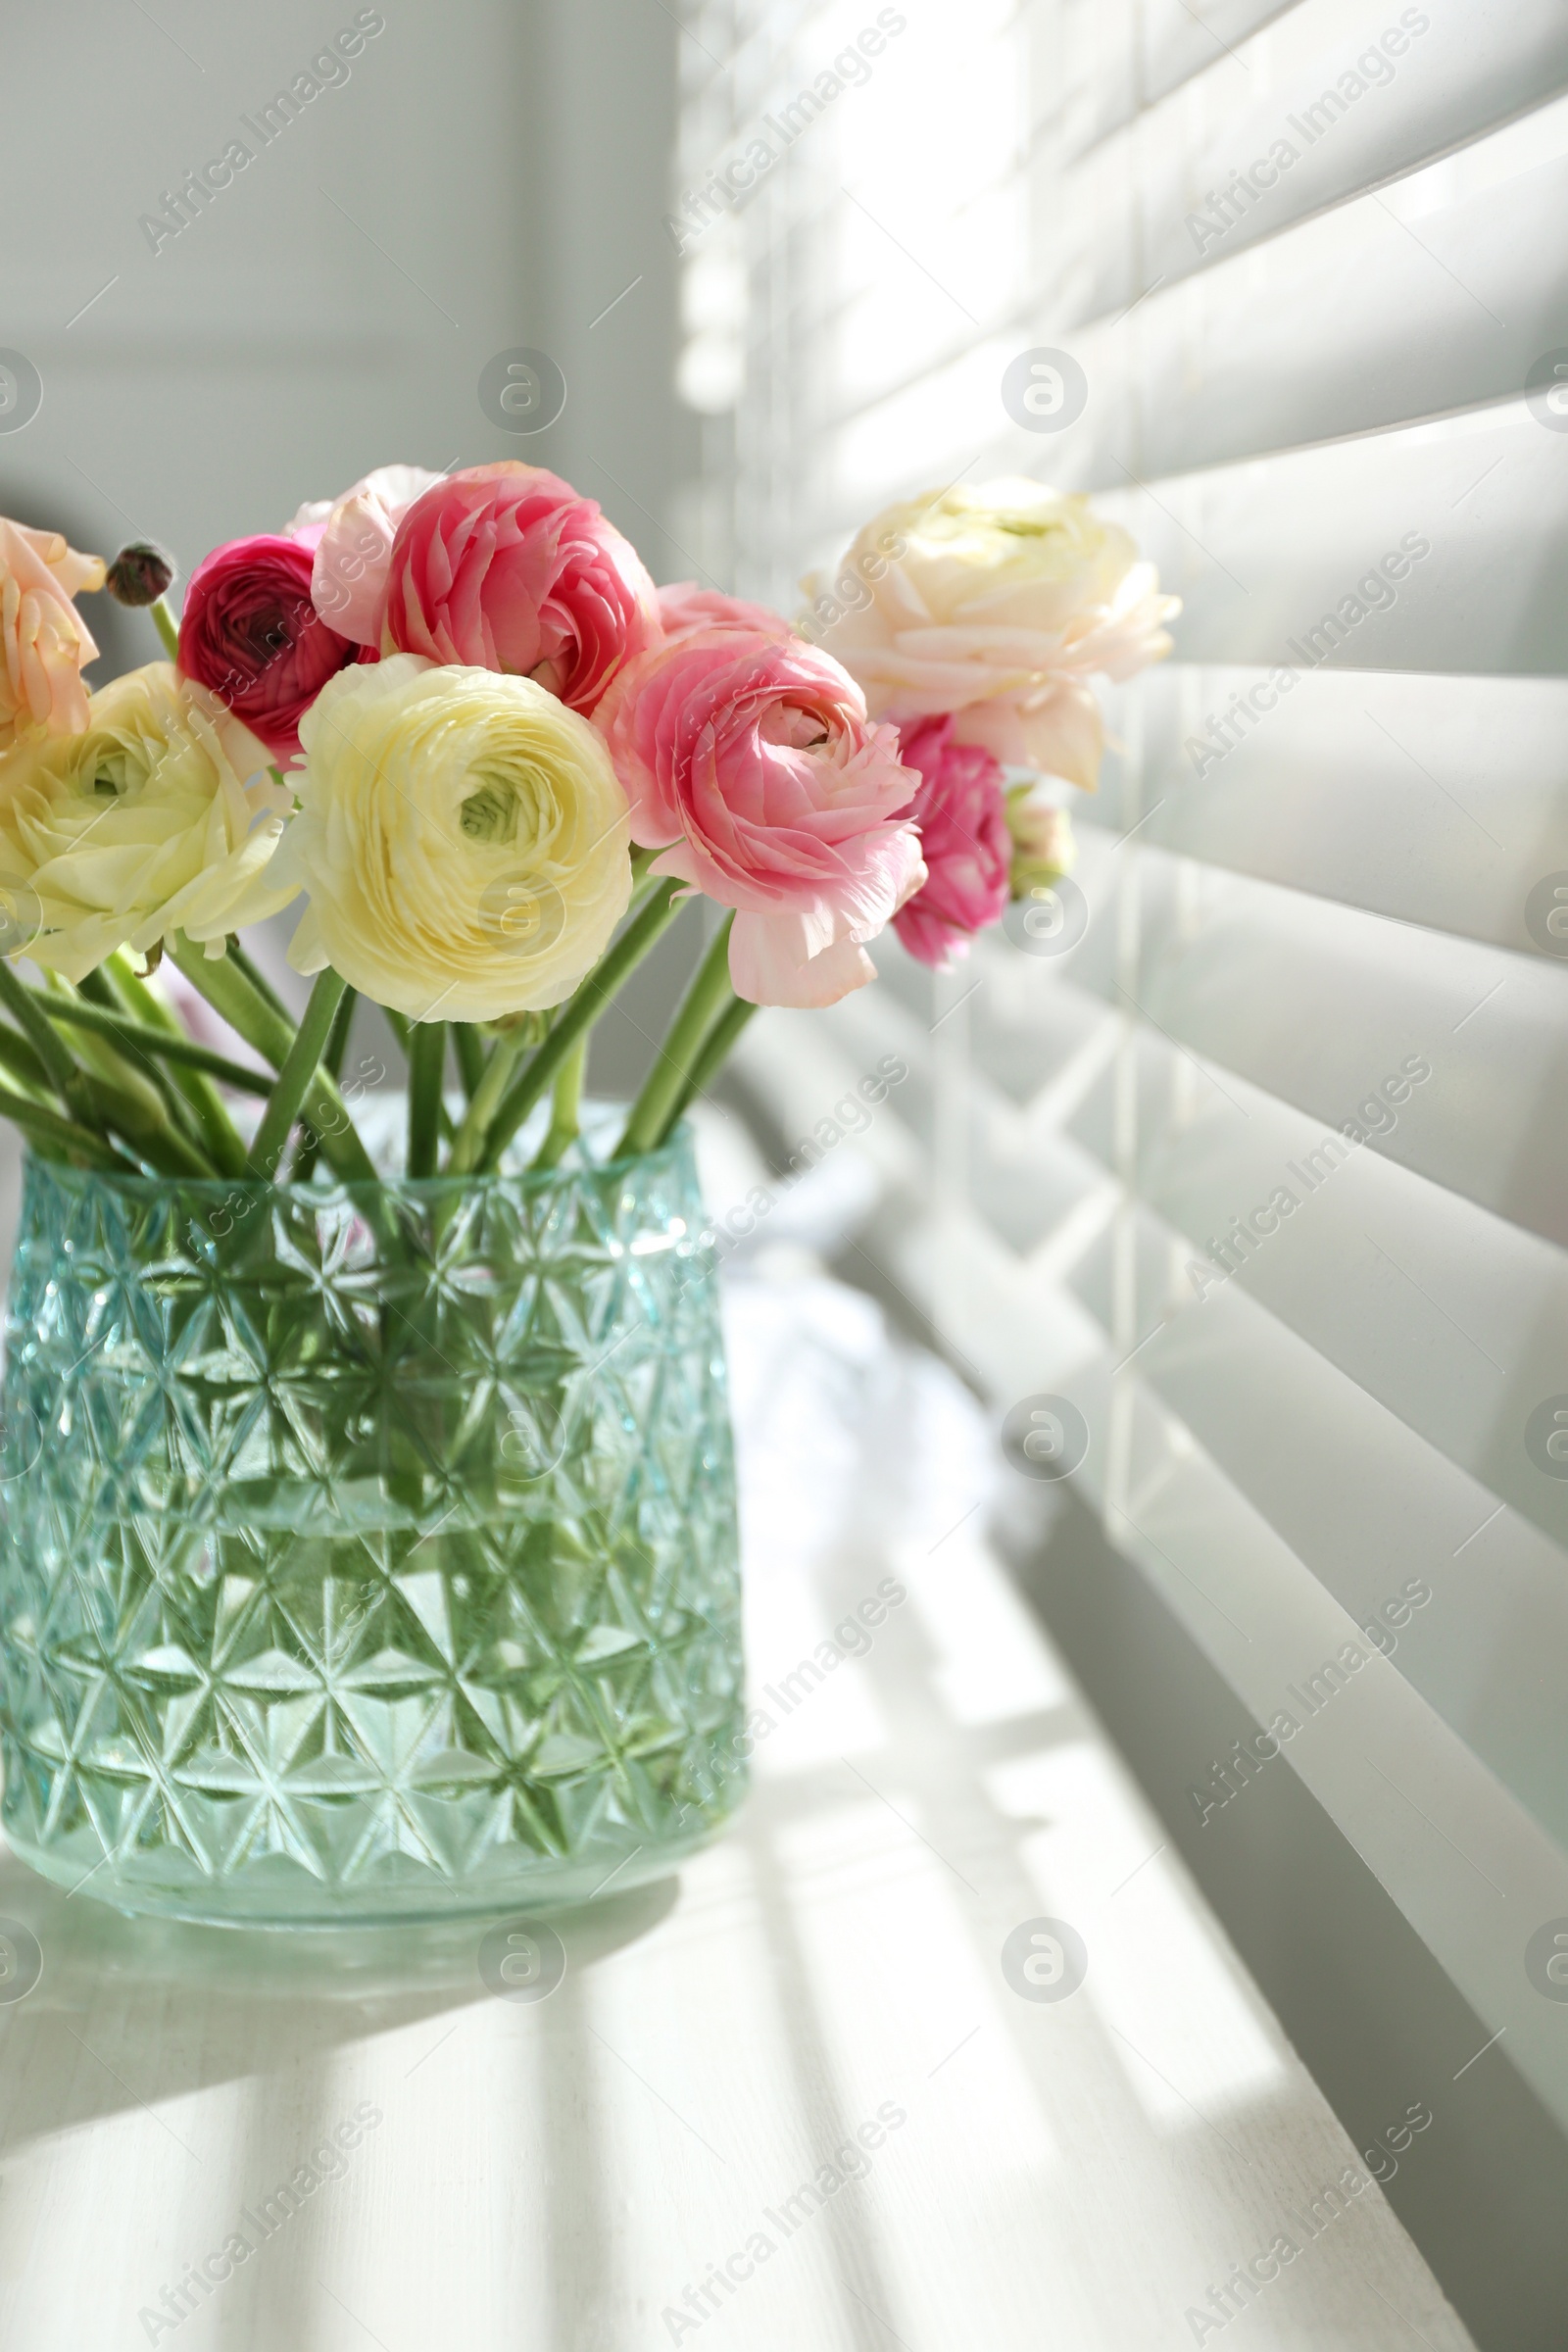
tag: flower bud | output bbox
[485,1010,552,1042]
[1005,787,1073,900]
[104,541,174,608]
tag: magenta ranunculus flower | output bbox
[891,715,1012,970]
[596,627,923,1009]
[381,463,662,714]
[177,534,361,762]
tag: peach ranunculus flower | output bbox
[802,479,1178,787]
[0,519,107,751]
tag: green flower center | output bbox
[460,775,521,845]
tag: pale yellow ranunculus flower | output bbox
[0,660,293,981]
[803,479,1178,784]
[267,656,632,1023]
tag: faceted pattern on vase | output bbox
[0,1136,745,1924]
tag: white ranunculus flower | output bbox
[804,478,1179,786]
[268,656,632,1023]
[0,661,291,981]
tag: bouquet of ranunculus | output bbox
[0,466,1175,1183]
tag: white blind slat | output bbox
[1051,838,1568,1247]
[1132,668,1568,955]
[1063,0,1568,317]
[1040,122,1568,473]
[1096,409,1568,674]
[687,0,1568,2136]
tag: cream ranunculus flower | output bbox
[268,655,632,1022]
[0,518,108,752]
[0,661,293,981]
[804,479,1179,786]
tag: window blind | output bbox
[675,0,1568,2132]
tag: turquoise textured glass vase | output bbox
[0,1129,745,1926]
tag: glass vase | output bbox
[0,1125,745,1927]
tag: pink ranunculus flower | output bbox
[805,478,1179,787]
[891,716,1012,970]
[381,463,662,713]
[658,580,793,642]
[177,534,361,763]
[285,463,444,644]
[596,628,924,1009]
[0,519,107,752]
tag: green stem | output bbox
[617,913,735,1159]
[446,857,654,1166]
[323,983,358,1080]
[655,994,758,1148]
[530,1037,586,1171]
[93,962,207,1155]
[0,963,204,1172]
[88,1083,213,1175]
[0,958,104,1134]
[68,1015,168,1129]
[223,935,290,1022]
[473,881,687,1175]
[74,965,120,1012]
[12,979,211,1175]
[169,937,375,1182]
[31,991,272,1094]
[383,1004,412,1063]
[293,982,360,1184]
[0,1024,54,1098]
[447,1024,532,1176]
[169,936,294,1061]
[248,968,350,1178]
[407,1021,445,1179]
[377,1000,452,1141]
[453,1021,486,1102]
[617,852,668,929]
[151,596,180,660]
[0,1074,130,1169]
[63,1022,214,1177]
[104,953,250,1176]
